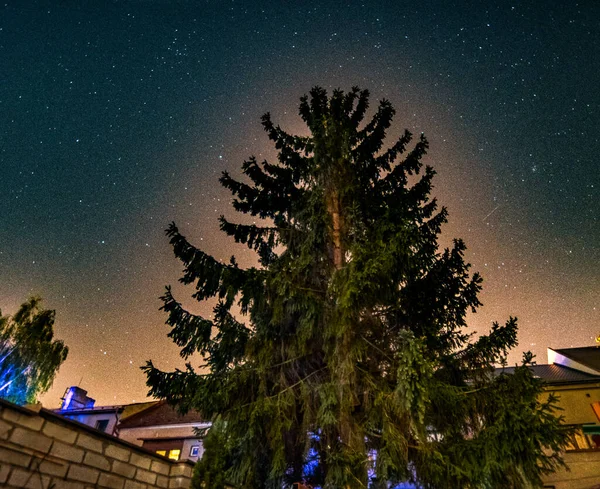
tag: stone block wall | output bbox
[0,398,194,489]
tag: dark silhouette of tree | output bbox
[145,87,569,489]
[0,296,68,405]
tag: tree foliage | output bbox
[191,418,234,489]
[0,296,68,405]
[145,87,569,488]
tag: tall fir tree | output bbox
[145,87,569,489]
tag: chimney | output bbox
[60,386,95,410]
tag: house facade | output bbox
[500,347,600,489]
[117,400,209,463]
[54,387,208,463]
[539,347,600,489]
[55,386,124,436]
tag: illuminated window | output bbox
[190,445,200,457]
[168,449,181,460]
[156,450,167,456]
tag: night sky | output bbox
[1,1,598,407]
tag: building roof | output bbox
[498,364,600,385]
[552,346,600,373]
[53,405,123,415]
[52,400,160,417]
[139,435,201,441]
[121,401,160,421]
[117,400,206,429]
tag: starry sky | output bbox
[1,1,598,407]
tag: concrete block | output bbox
[23,403,43,413]
[124,480,147,489]
[135,467,157,484]
[2,408,45,431]
[66,464,100,484]
[83,450,111,471]
[33,458,69,478]
[0,464,11,483]
[75,433,103,453]
[170,463,192,478]
[42,421,78,444]
[150,459,170,475]
[8,467,51,489]
[49,479,86,489]
[105,444,131,462]
[0,418,13,439]
[10,427,53,453]
[169,476,192,489]
[130,452,152,470]
[50,441,84,463]
[97,472,126,489]
[112,460,136,478]
[156,474,169,488]
[0,445,33,467]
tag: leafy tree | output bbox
[145,87,569,488]
[0,296,68,405]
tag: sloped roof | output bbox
[121,401,160,421]
[117,400,206,429]
[552,346,600,373]
[498,364,600,385]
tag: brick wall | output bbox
[0,398,195,489]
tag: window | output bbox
[142,440,183,458]
[95,419,109,432]
[190,445,200,457]
[155,449,180,460]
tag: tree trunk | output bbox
[328,189,344,270]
